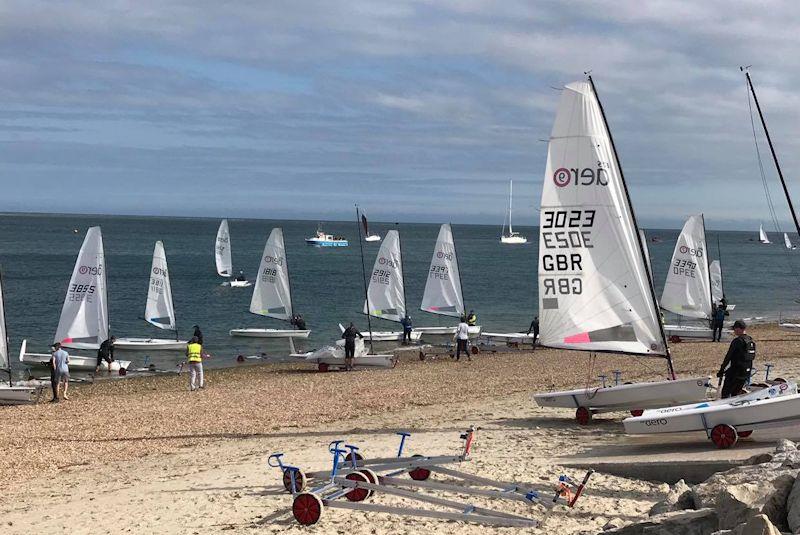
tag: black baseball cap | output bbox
[733,320,747,330]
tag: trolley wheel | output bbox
[292,492,323,525]
[575,406,592,425]
[738,430,753,438]
[409,454,431,481]
[318,363,329,372]
[669,335,682,343]
[345,471,371,502]
[419,351,426,361]
[774,377,787,384]
[360,468,379,486]
[710,423,738,449]
[282,468,307,493]
[344,451,364,465]
[471,345,479,355]
[630,409,643,417]
[749,382,768,389]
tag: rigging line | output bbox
[746,83,800,282]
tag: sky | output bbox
[3,1,800,230]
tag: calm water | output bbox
[1,213,798,375]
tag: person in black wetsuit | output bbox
[712,304,726,342]
[526,316,540,351]
[192,325,204,346]
[717,320,756,398]
[341,323,363,371]
[95,336,116,373]
[294,314,306,330]
[400,315,413,345]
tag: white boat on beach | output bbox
[116,241,188,351]
[230,228,311,340]
[500,180,527,244]
[478,332,537,345]
[294,339,395,372]
[0,271,42,405]
[662,324,731,341]
[338,324,422,343]
[305,225,349,247]
[413,325,481,336]
[19,340,129,372]
[216,219,252,286]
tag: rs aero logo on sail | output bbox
[553,164,610,188]
[679,245,704,257]
[78,265,102,276]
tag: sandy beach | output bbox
[2,324,800,534]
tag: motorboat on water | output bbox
[305,226,348,247]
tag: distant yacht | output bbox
[361,213,381,242]
[500,180,527,244]
[759,224,771,244]
[305,224,349,247]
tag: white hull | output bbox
[479,332,536,343]
[229,328,311,339]
[780,323,800,331]
[500,235,527,244]
[663,324,732,340]
[533,376,711,412]
[362,330,422,342]
[61,342,100,351]
[364,235,381,242]
[227,280,252,288]
[114,338,188,350]
[413,325,482,336]
[302,353,396,369]
[624,383,800,435]
[19,340,130,371]
[0,384,41,405]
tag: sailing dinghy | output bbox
[115,241,188,350]
[530,78,710,424]
[20,227,130,371]
[785,233,796,250]
[230,228,311,339]
[0,270,41,404]
[759,224,771,244]
[216,220,251,287]
[500,180,527,244]
[362,213,381,242]
[414,224,481,337]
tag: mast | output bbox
[355,205,374,353]
[744,68,800,237]
[396,223,408,319]
[716,234,725,300]
[282,228,297,326]
[508,180,514,234]
[451,223,467,319]
[701,214,713,317]
[588,75,674,379]
[0,268,10,386]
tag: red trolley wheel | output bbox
[774,377,787,384]
[738,430,753,438]
[292,492,323,525]
[669,335,682,343]
[710,423,738,449]
[575,406,592,425]
[418,351,426,361]
[282,468,307,493]
[118,367,127,376]
[471,345,479,355]
[318,363,329,372]
[360,468,379,486]
[630,409,643,417]
[345,471,371,502]
[409,454,431,481]
[344,451,364,465]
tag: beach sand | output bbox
[2,324,799,534]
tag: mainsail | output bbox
[364,230,405,322]
[145,241,176,331]
[660,215,712,319]
[249,228,293,321]
[785,233,794,249]
[759,224,770,244]
[537,80,666,356]
[215,219,233,277]
[420,224,464,318]
[710,260,723,304]
[54,226,109,346]
[0,271,8,371]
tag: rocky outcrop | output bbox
[711,514,782,535]
[649,479,694,516]
[603,509,718,535]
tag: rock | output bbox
[602,508,717,534]
[692,462,797,530]
[775,439,796,453]
[726,514,781,535]
[649,479,695,516]
[785,474,800,533]
[744,453,773,465]
[603,518,625,530]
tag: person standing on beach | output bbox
[192,325,203,346]
[341,323,363,371]
[711,304,726,342]
[527,316,540,350]
[95,336,116,373]
[186,336,204,391]
[48,344,60,402]
[400,314,413,345]
[52,343,70,400]
[454,316,471,361]
[717,320,755,398]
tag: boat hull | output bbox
[624,384,800,435]
[228,280,252,288]
[500,236,528,244]
[19,341,130,371]
[533,376,712,412]
[479,332,536,344]
[0,384,41,405]
[114,338,188,350]
[229,328,311,339]
[413,325,482,336]
[663,324,732,341]
[305,239,349,247]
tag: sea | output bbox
[1,213,798,376]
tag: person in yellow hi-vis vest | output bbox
[186,337,204,391]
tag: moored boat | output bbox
[305,225,348,247]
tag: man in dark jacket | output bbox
[341,323,363,371]
[717,320,755,398]
[95,336,116,373]
[400,315,413,345]
[527,316,540,350]
[192,325,204,346]
[712,304,726,342]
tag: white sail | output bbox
[639,229,652,275]
[420,224,464,318]
[215,219,233,277]
[759,224,770,244]
[0,272,8,370]
[508,180,515,234]
[660,215,713,319]
[145,241,176,331]
[249,228,292,321]
[785,233,794,249]
[710,260,723,304]
[54,226,108,347]
[537,81,665,355]
[364,230,405,322]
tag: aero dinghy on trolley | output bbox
[0,270,41,404]
[530,77,708,424]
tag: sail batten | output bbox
[421,224,464,318]
[364,230,405,322]
[537,81,665,356]
[660,215,713,319]
[145,241,176,331]
[54,227,108,347]
[250,228,293,321]
[215,219,232,277]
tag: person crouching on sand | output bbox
[186,336,204,391]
